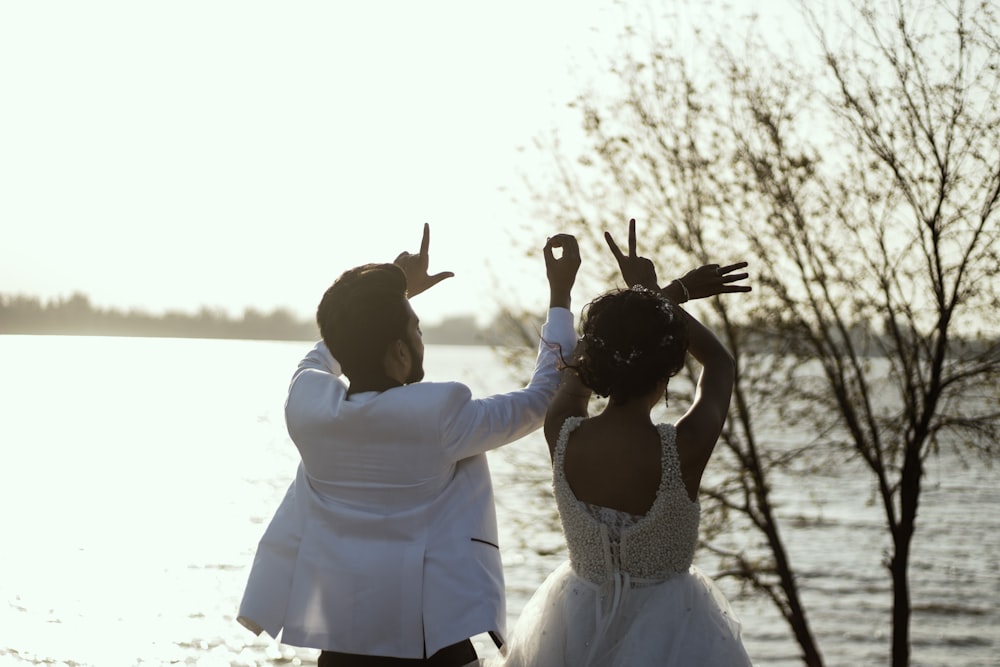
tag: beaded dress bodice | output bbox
[553,416,700,584]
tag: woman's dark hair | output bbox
[316,263,410,379]
[572,286,688,404]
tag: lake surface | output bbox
[0,335,996,666]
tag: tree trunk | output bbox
[890,531,911,667]
[890,448,922,667]
[730,368,824,666]
[761,516,825,667]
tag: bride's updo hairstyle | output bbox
[574,286,688,404]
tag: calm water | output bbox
[0,335,996,666]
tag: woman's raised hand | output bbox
[605,218,751,302]
[672,262,752,302]
[604,218,659,290]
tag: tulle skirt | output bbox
[494,561,752,667]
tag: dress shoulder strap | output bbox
[553,415,585,469]
[653,423,684,494]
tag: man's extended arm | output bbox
[439,234,580,461]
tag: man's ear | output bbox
[390,339,410,366]
[382,339,408,379]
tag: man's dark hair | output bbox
[316,263,410,379]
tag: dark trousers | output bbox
[318,639,477,667]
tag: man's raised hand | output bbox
[544,234,581,310]
[394,223,455,298]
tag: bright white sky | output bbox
[1,1,789,325]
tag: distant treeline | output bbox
[4,292,994,352]
[0,292,491,345]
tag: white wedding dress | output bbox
[496,417,752,666]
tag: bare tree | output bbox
[502,1,1000,665]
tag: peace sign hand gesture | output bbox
[605,218,751,302]
[604,218,659,290]
[394,223,455,298]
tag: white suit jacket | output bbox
[237,307,576,657]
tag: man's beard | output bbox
[404,340,424,384]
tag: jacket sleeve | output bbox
[285,342,348,441]
[290,341,343,382]
[439,307,576,461]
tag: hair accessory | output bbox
[611,347,642,366]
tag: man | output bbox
[237,225,580,666]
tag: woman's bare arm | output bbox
[673,306,735,499]
[544,340,593,458]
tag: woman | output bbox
[499,220,753,666]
